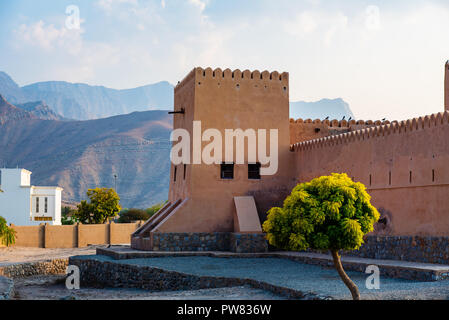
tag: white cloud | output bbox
[284,10,348,46]
[188,0,207,12]
[14,20,83,54]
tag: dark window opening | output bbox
[389,171,392,185]
[369,174,372,186]
[248,163,261,180]
[221,163,234,179]
[432,169,435,182]
[44,197,48,213]
[173,166,177,182]
[183,164,187,180]
[409,171,412,184]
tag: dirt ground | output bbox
[0,246,97,265]
[12,275,285,300]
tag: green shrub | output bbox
[0,216,16,246]
[118,208,149,223]
[263,173,379,300]
[146,201,166,217]
[61,206,76,225]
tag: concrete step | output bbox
[97,246,449,281]
[275,252,449,282]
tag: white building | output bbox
[0,168,63,226]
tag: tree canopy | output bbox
[0,216,16,247]
[263,173,380,299]
[74,188,121,224]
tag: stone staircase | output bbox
[131,199,182,250]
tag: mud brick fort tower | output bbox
[132,62,449,257]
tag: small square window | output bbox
[248,163,261,180]
[220,163,234,179]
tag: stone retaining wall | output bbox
[152,232,268,253]
[69,256,328,300]
[230,233,268,253]
[346,236,449,264]
[0,259,68,279]
[152,233,230,251]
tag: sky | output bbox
[1,0,449,120]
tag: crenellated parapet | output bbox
[290,111,449,152]
[175,67,289,91]
[289,118,391,128]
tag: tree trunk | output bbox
[330,250,360,300]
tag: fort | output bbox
[131,63,449,258]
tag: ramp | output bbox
[233,196,263,233]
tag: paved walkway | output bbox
[82,254,449,300]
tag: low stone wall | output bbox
[346,236,449,264]
[230,233,268,253]
[0,259,68,279]
[69,256,328,300]
[152,233,230,251]
[151,232,268,253]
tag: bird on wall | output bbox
[382,118,386,121]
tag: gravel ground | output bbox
[12,275,285,300]
[79,255,449,300]
[0,247,97,266]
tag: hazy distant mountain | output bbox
[290,98,354,121]
[21,81,174,120]
[0,110,172,208]
[0,71,174,120]
[0,72,28,104]
[15,101,65,121]
[0,94,37,125]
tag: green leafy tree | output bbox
[74,188,121,224]
[263,173,380,300]
[0,216,16,247]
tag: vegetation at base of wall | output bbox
[117,201,166,223]
[61,206,76,225]
[73,188,121,224]
[0,216,16,246]
[263,173,380,300]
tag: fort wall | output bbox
[292,111,449,236]
[289,118,390,145]
[5,222,142,248]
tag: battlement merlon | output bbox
[175,67,289,91]
[291,111,449,152]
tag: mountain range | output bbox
[0,71,174,120]
[0,71,354,208]
[0,98,172,209]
